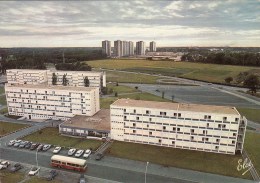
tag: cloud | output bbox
[0,0,259,47]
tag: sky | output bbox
[0,0,259,47]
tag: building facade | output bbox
[6,69,48,85]
[114,40,122,57]
[102,40,111,57]
[47,70,106,88]
[110,99,246,155]
[136,41,145,55]
[129,41,134,56]
[150,41,156,52]
[5,84,100,120]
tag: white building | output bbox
[6,69,106,89]
[102,40,111,57]
[136,41,145,55]
[47,70,106,88]
[129,41,134,56]
[150,41,156,52]
[6,69,48,85]
[5,84,100,120]
[110,99,246,155]
[114,40,122,57]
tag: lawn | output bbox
[0,95,7,105]
[106,83,138,94]
[87,59,259,84]
[21,127,103,150]
[25,177,61,183]
[0,107,8,114]
[237,108,260,124]
[101,92,171,109]
[0,122,29,136]
[0,87,5,95]
[0,170,25,183]
[244,131,260,175]
[107,141,251,179]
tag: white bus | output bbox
[51,155,87,172]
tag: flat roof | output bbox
[61,109,110,131]
[51,70,103,75]
[5,84,98,92]
[7,69,48,72]
[111,99,239,115]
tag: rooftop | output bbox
[5,83,98,92]
[61,109,110,131]
[7,69,49,72]
[111,99,240,115]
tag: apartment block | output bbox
[136,41,145,55]
[102,40,111,57]
[6,69,48,85]
[47,70,106,88]
[150,41,156,52]
[5,84,100,120]
[129,41,134,56]
[114,40,122,57]
[110,99,247,155]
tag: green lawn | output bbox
[244,131,260,175]
[25,177,61,183]
[0,107,8,114]
[107,141,251,179]
[106,83,138,94]
[87,59,259,84]
[0,87,5,95]
[101,92,171,109]
[0,122,29,136]
[21,127,103,150]
[0,95,7,105]
[0,170,25,183]
[237,108,260,124]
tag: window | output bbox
[124,116,127,120]
[172,141,175,145]
[191,136,194,140]
[133,109,136,113]
[203,130,207,135]
[133,123,136,127]
[208,115,211,119]
[222,124,226,128]
[233,133,236,137]
[160,112,166,116]
[178,113,181,117]
[232,140,235,144]
[147,124,149,128]
[207,123,209,127]
[204,115,207,119]
[223,117,227,121]
[174,113,177,117]
[173,127,176,131]
[124,109,126,112]
[158,139,161,143]
[177,128,180,132]
[191,129,194,133]
[216,139,220,143]
[133,130,136,133]
[136,117,139,120]
[149,118,152,122]
[149,132,152,135]
[218,124,221,128]
[215,146,219,150]
[146,110,150,114]
[235,118,239,122]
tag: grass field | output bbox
[0,122,29,136]
[0,107,8,114]
[0,95,7,105]
[0,87,5,95]
[106,83,138,94]
[0,170,25,183]
[244,131,260,175]
[107,141,251,179]
[87,59,260,84]
[237,108,260,124]
[21,127,103,150]
[101,92,171,109]
[25,177,61,183]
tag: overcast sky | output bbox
[0,0,259,47]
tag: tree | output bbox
[243,74,260,94]
[225,77,233,84]
[84,76,90,87]
[162,91,165,99]
[114,92,118,97]
[62,74,68,86]
[52,73,57,85]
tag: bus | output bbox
[51,155,87,172]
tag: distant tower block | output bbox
[150,41,156,52]
[102,40,111,57]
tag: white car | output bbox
[68,148,76,156]
[0,161,10,169]
[83,149,91,158]
[28,166,40,176]
[8,140,16,146]
[75,150,84,157]
[53,146,61,154]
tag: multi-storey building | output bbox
[114,40,122,57]
[6,69,48,85]
[150,41,156,52]
[5,84,100,120]
[129,41,134,56]
[110,99,247,155]
[136,41,145,55]
[47,70,106,88]
[102,40,111,57]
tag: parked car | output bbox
[79,174,86,183]
[43,144,52,151]
[83,149,91,158]
[0,161,10,169]
[75,150,84,157]
[46,169,58,181]
[28,166,40,176]
[53,146,62,154]
[13,140,22,147]
[8,140,16,146]
[10,163,22,172]
[68,148,76,156]
[95,153,104,161]
[25,142,32,149]
[19,141,29,148]
[30,143,40,150]
[37,144,44,151]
